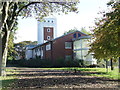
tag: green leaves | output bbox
[89,0,120,60]
[18,2,79,20]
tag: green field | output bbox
[41,67,120,80]
[0,67,119,89]
[0,69,17,90]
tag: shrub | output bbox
[53,58,65,67]
[7,58,82,68]
[64,59,79,67]
[53,58,80,67]
[86,64,100,68]
[7,58,53,68]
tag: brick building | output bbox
[30,31,87,63]
[25,18,96,65]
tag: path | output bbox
[6,67,119,89]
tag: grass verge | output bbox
[0,68,18,90]
[40,67,120,80]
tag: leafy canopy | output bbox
[89,0,120,60]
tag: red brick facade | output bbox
[32,31,87,64]
[44,27,54,40]
[40,31,87,63]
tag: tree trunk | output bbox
[0,2,11,76]
[110,58,114,70]
[1,30,10,76]
[0,41,1,75]
[118,57,120,73]
[105,60,108,72]
[0,2,2,76]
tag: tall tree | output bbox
[89,0,120,71]
[14,40,37,59]
[0,1,79,76]
[7,20,18,61]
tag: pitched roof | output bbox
[29,30,88,50]
[72,36,91,41]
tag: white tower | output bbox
[37,18,57,44]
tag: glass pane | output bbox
[75,51,82,60]
[73,40,82,49]
[82,39,90,48]
[65,42,72,49]
[73,33,77,38]
[78,33,81,37]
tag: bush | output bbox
[53,58,65,67]
[64,59,79,67]
[53,58,80,68]
[7,58,81,68]
[7,58,53,68]
[86,64,100,68]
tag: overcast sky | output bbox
[14,0,110,43]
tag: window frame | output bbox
[65,42,72,49]
[78,33,81,37]
[46,44,51,51]
[47,36,51,40]
[73,33,77,38]
[47,28,51,32]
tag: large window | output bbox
[82,39,90,48]
[73,38,97,65]
[73,39,90,50]
[65,42,72,49]
[74,50,92,60]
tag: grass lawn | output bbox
[0,67,119,90]
[0,68,17,90]
[41,67,120,80]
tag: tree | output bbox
[14,41,37,59]
[7,20,18,61]
[64,27,90,35]
[80,27,91,35]
[7,32,17,61]
[0,1,79,76]
[89,0,120,71]
[64,27,78,35]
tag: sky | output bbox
[14,0,110,43]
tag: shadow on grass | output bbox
[4,67,119,89]
[2,78,18,89]
[7,70,107,76]
[7,70,118,82]
[11,75,119,89]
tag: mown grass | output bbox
[78,68,120,80]
[41,67,120,80]
[0,68,17,90]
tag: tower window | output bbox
[47,28,50,32]
[47,36,51,40]
[52,21,53,23]
[48,20,50,22]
